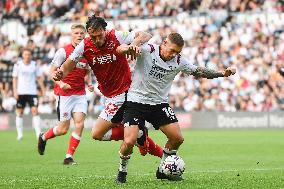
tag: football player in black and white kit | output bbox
[12,49,45,140]
[116,33,236,183]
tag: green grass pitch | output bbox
[0,129,284,188]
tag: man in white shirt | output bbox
[116,33,236,183]
[12,49,45,140]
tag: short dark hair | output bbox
[168,33,184,47]
[86,15,107,30]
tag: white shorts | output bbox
[99,92,127,123]
[56,95,88,121]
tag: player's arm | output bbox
[53,58,77,81]
[12,76,18,100]
[130,31,152,47]
[36,76,45,96]
[192,67,236,79]
[116,44,141,60]
[116,30,152,60]
[12,63,18,100]
[53,41,84,81]
[181,57,236,79]
[34,63,45,96]
[50,64,71,90]
[85,67,94,92]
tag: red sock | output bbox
[148,137,163,158]
[67,134,80,156]
[44,128,56,141]
[110,124,124,141]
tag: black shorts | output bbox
[123,101,178,130]
[16,95,38,109]
[111,101,127,123]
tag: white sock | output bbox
[102,129,112,141]
[118,151,131,172]
[53,126,59,135]
[41,126,58,141]
[66,154,72,158]
[16,116,23,140]
[159,148,177,169]
[32,115,41,138]
[72,132,81,140]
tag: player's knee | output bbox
[57,127,69,135]
[31,109,38,115]
[75,121,84,130]
[16,113,23,117]
[123,137,136,148]
[91,130,103,140]
[16,109,23,116]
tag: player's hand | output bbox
[117,44,141,60]
[127,45,141,60]
[59,82,71,90]
[223,67,236,77]
[87,84,94,92]
[53,68,63,81]
[126,45,141,61]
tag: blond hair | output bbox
[71,24,86,31]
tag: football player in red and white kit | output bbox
[53,15,163,158]
[38,24,94,165]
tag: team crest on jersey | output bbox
[63,112,69,118]
[106,41,115,51]
[76,62,87,69]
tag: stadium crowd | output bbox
[0,0,284,113]
[1,0,282,23]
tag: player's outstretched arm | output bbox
[131,31,152,47]
[192,66,236,79]
[52,58,76,81]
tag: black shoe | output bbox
[38,133,46,155]
[116,171,127,184]
[156,169,183,181]
[63,157,77,165]
[156,169,168,180]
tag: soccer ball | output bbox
[160,155,185,178]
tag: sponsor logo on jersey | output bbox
[148,59,175,80]
[92,54,117,65]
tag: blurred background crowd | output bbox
[0,0,284,113]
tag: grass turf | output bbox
[0,129,284,188]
